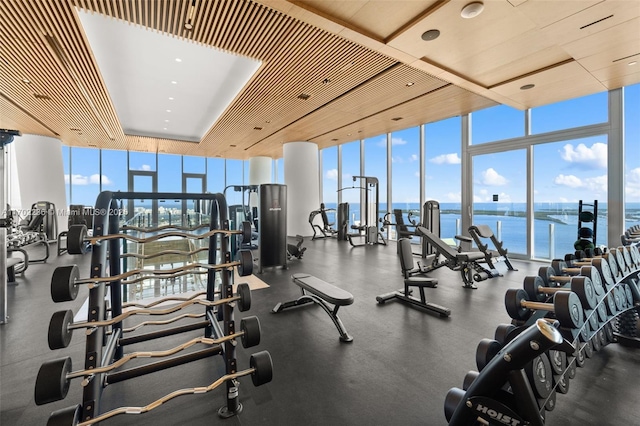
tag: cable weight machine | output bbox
[339,176,386,247]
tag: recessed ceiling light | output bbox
[421,29,440,41]
[461,2,484,19]
[629,61,638,66]
[184,22,193,30]
[171,80,177,84]
[164,119,170,122]
[322,78,331,84]
[520,84,535,90]
[166,109,171,112]
[168,97,174,100]
[175,58,182,62]
[406,82,415,87]
[22,78,31,84]
[163,127,167,130]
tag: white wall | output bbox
[283,142,319,236]
[13,134,68,233]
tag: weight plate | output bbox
[47,404,81,426]
[241,221,253,244]
[538,266,554,287]
[596,301,608,322]
[605,293,618,317]
[613,286,624,311]
[566,357,577,379]
[548,350,566,376]
[526,353,553,399]
[575,344,586,367]
[604,253,620,283]
[582,266,605,298]
[462,371,479,391]
[67,224,89,255]
[237,249,253,277]
[475,338,502,372]
[249,350,273,387]
[615,249,627,274]
[583,340,594,358]
[523,276,547,302]
[627,279,640,302]
[587,310,598,334]
[51,265,80,303]
[494,323,517,345]
[571,276,597,310]
[553,291,584,329]
[554,374,570,394]
[597,328,607,347]
[240,316,261,348]
[629,245,640,268]
[444,388,466,422]
[236,283,252,312]
[622,283,633,307]
[34,357,72,405]
[604,322,615,343]
[620,247,632,272]
[505,289,532,322]
[592,258,615,290]
[48,310,74,350]
[544,390,557,412]
[591,332,601,352]
[551,260,567,277]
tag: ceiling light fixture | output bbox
[164,119,170,122]
[175,58,182,62]
[166,109,171,112]
[184,0,196,30]
[629,61,638,66]
[168,97,174,100]
[520,84,535,90]
[171,80,177,84]
[22,78,31,84]
[421,29,440,41]
[406,82,415,87]
[461,2,484,19]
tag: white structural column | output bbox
[283,141,319,236]
[249,156,272,185]
[13,134,68,232]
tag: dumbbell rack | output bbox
[445,244,640,426]
[36,191,272,424]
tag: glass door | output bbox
[127,171,158,227]
[472,150,527,256]
[182,173,206,226]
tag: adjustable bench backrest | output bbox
[398,238,415,278]
[417,226,458,260]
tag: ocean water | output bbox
[322,202,640,259]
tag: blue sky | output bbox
[64,85,639,211]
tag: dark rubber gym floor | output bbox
[1,238,639,425]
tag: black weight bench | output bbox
[272,273,354,342]
[417,226,496,289]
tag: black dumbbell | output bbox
[523,275,598,310]
[65,221,254,255]
[505,288,584,329]
[48,283,253,349]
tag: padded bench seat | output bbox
[272,273,354,342]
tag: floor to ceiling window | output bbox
[625,84,640,229]
[533,136,608,259]
[391,126,420,240]
[426,116,461,238]
[471,104,524,144]
[472,150,527,255]
[340,140,361,228]
[531,91,608,134]
[364,135,387,235]
[69,147,100,206]
[321,146,338,224]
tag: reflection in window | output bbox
[471,104,524,144]
[533,136,608,259]
[531,91,607,134]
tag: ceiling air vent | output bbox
[579,14,613,29]
[391,117,403,121]
[254,127,263,130]
[297,93,311,100]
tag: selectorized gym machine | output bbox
[340,176,386,247]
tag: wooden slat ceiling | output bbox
[1,0,637,160]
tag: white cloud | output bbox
[414,171,420,178]
[326,169,338,180]
[140,164,152,171]
[445,192,461,201]
[409,154,418,162]
[560,142,607,169]
[89,174,113,185]
[554,174,607,193]
[391,156,403,163]
[377,137,408,147]
[65,174,112,185]
[554,174,582,188]
[627,167,640,199]
[429,153,461,165]
[481,168,508,186]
